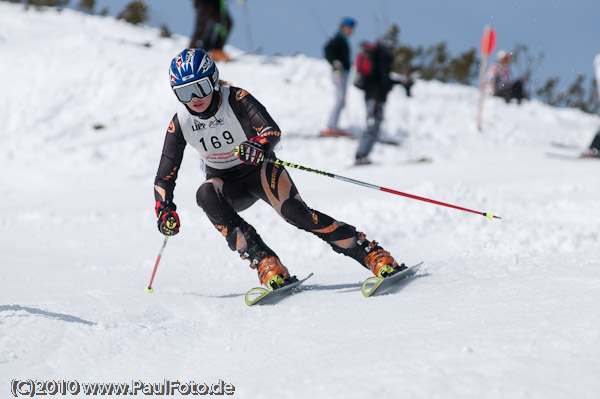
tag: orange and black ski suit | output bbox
[154,86,366,264]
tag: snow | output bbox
[1,4,600,398]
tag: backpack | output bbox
[353,43,376,90]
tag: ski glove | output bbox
[155,201,180,236]
[235,136,269,166]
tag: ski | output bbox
[245,273,314,306]
[546,152,599,160]
[361,262,423,297]
[547,142,599,160]
[284,132,403,146]
[550,141,583,150]
[399,156,433,165]
[348,156,432,168]
[319,129,354,138]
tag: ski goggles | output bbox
[172,77,214,103]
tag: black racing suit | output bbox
[154,86,368,266]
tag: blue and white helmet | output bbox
[169,49,220,103]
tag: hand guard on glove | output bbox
[155,201,181,236]
[235,136,269,166]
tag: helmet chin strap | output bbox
[186,89,222,119]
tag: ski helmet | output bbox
[496,50,510,62]
[169,49,220,103]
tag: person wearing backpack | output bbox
[321,17,356,137]
[354,34,402,165]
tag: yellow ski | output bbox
[245,273,313,306]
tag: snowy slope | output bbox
[1,4,600,398]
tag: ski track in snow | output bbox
[1,4,600,398]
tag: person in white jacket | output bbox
[487,50,524,104]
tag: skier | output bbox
[487,50,524,104]
[321,17,356,137]
[190,0,232,61]
[154,48,405,290]
[580,131,600,158]
[354,33,405,165]
[581,54,600,158]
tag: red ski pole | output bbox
[145,236,169,293]
[269,157,501,220]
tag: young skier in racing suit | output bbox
[154,48,405,289]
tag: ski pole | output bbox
[268,157,501,220]
[145,236,169,293]
[240,0,255,51]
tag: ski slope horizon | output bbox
[1,4,600,398]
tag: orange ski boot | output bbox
[249,255,291,290]
[358,233,406,277]
[210,49,231,62]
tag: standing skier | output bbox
[581,53,600,158]
[321,17,356,137]
[154,48,405,289]
[581,132,600,158]
[190,0,232,61]
[354,34,403,165]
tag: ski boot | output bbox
[242,253,293,290]
[238,232,295,290]
[356,233,406,278]
[210,49,231,62]
[581,148,599,158]
[353,156,372,166]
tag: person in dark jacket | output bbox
[581,130,600,158]
[321,17,356,137]
[581,54,600,158]
[155,48,406,291]
[354,34,403,165]
[190,0,232,61]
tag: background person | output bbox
[190,0,233,61]
[321,17,356,137]
[488,50,524,104]
[354,34,403,165]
